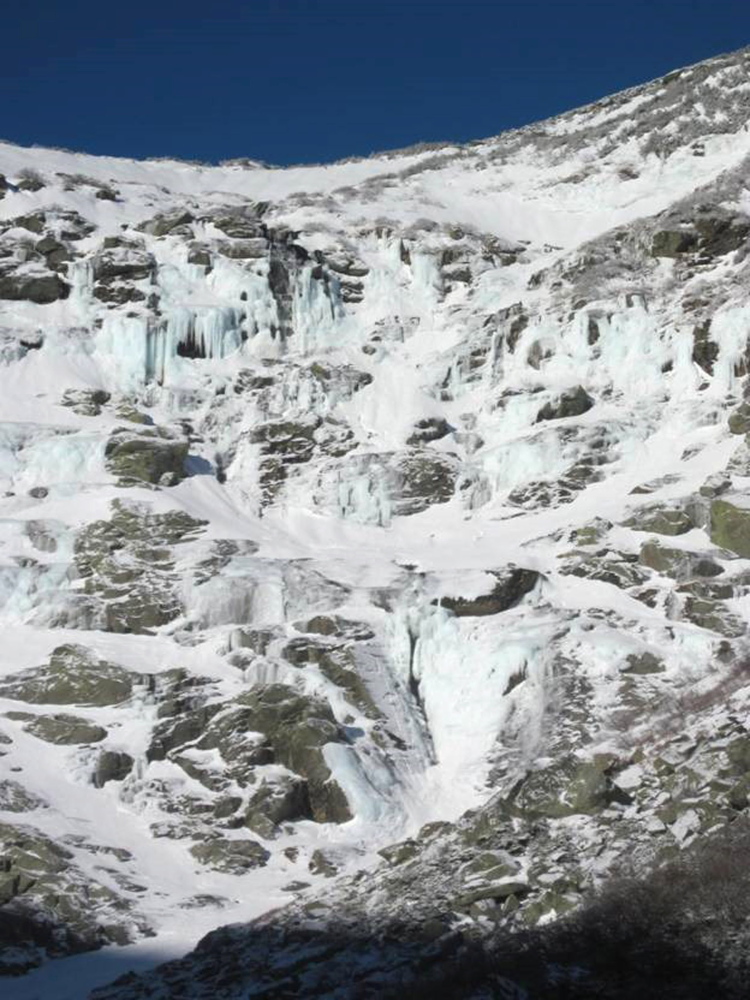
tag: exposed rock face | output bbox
[407,417,452,445]
[189,839,269,873]
[0,822,151,974]
[137,210,195,238]
[104,427,188,485]
[0,268,69,303]
[535,385,594,422]
[92,750,135,787]
[434,567,540,616]
[639,541,723,580]
[3,43,750,1000]
[710,498,750,557]
[21,712,108,745]
[0,645,136,706]
[199,685,353,825]
[624,502,695,536]
[65,501,207,633]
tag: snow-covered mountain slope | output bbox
[2,44,750,1000]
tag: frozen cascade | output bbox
[146,307,244,383]
[186,560,287,630]
[0,558,72,622]
[95,315,152,391]
[335,456,393,526]
[409,250,443,305]
[0,424,107,493]
[323,741,403,827]
[96,308,244,387]
[292,265,343,355]
[409,602,548,796]
[12,432,107,493]
[67,258,95,310]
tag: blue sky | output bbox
[3,0,750,164]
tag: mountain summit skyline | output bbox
[2,42,750,999]
[3,0,750,163]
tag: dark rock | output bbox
[216,239,268,260]
[692,320,719,374]
[394,452,460,515]
[308,849,338,877]
[92,283,147,305]
[11,212,47,234]
[694,214,750,258]
[93,751,134,787]
[624,503,694,536]
[187,244,212,267]
[71,500,206,636]
[210,208,267,239]
[622,652,665,675]
[321,251,369,278]
[244,778,313,838]
[681,596,746,637]
[406,417,452,446]
[728,403,750,435]
[209,685,352,824]
[378,839,420,865]
[0,821,148,971]
[104,430,188,485]
[24,714,108,745]
[513,757,625,818]
[92,249,155,283]
[189,839,269,873]
[434,567,539,616]
[0,644,136,707]
[651,229,698,257]
[492,302,529,353]
[536,386,594,422]
[639,541,723,580]
[302,616,375,641]
[137,211,195,237]
[0,269,70,304]
[710,498,750,557]
[147,705,221,762]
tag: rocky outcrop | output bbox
[20,713,108,745]
[639,541,723,580]
[202,686,353,825]
[393,451,461,515]
[624,502,695,536]
[137,210,195,238]
[190,839,269,873]
[535,386,594,422]
[0,267,69,303]
[510,757,630,818]
[0,644,137,706]
[434,567,540,616]
[65,500,206,634]
[710,497,750,557]
[0,822,150,974]
[105,427,188,486]
[92,750,135,787]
